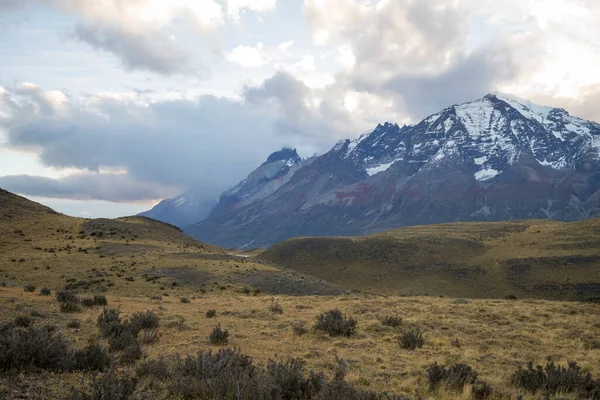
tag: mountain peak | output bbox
[263,148,301,166]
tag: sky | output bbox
[0,0,599,218]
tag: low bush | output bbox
[72,343,112,372]
[399,326,424,350]
[56,290,79,303]
[269,300,284,314]
[511,361,600,397]
[291,321,308,336]
[180,297,190,304]
[24,284,36,292]
[40,287,52,296]
[68,320,82,329]
[314,309,357,337]
[136,358,170,379]
[81,295,108,307]
[209,324,229,345]
[205,309,216,318]
[120,342,143,365]
[98,309,123,338]
[128,310,159,335]
[71,368,137,400]
[140,329,159,345]
[379,315,402,328]
[108,329,137,352]
[14,315,33,328]
[61,301,82,313]
[426,362,478,391]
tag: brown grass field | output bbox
[2,189,600,399]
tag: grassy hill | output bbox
[258,219,600,300]
[0,188,344,297]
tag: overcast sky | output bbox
[1,0,599,218]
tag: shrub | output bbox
[291,321,308,336]
[209,324,229,345]
[165,316,188,331]
[314,309,357,337]
[205,309,216,318]
[168,348,257,399]
[71,368,137,400]
[0,326,71,372]
[140,329,159,345]
[269,300,284,314]
[426,362,478,390]
[128,310,159,335]
[151,295,162,301]
[97,309,122,338]
[505,294,518,300]
[399,327,424,350]
[108,329,138,352]
[380,315,402,328]
[136,358,170,379]
[72,343,111,372]
[24,284,36,292]
[120,342,143,365]
[56,290,79,303]
[61,301,82,313]
[180,297,190,303]
[40,287,51,296]
[511,361,600,396]
[267,358,311,399]
[68,320,82,329]
[82,295,108,307]
[472,380,493,399]
[14,315,33,328]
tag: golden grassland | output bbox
[259,219,600,300]
[1,286,600,399]
[2,189,600,399]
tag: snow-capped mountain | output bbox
[139,148,307,227]
[185,93,600,248]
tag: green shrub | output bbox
[68,320,82,329]
[120,342,142,365]
[128,310,159,335]
[314,309,357,337]
[269,300,284,314]
[108,329,137,352]
[140,329,159,345]
[56,290,79,303]
[209,324,229,345]
[72,343,112,372]
[40,287,52,296]
[136,358,169,379]
[205,309,216,318]
[0,326,71,372]
[291,321,308,336]
[180,297,190,304]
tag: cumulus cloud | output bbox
[0,79,352,204]
[227,0,278,22]
[225,44,267,68]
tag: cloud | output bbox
[225,44,267,68]
[0,172,178,202]
[227,0,278,22]
[0,79,352,203]
[73,23,193,75]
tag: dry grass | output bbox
[259,219,600,300]
[1,286,599,399]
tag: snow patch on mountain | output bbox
[474,168,500,181]
[366,161,395,176]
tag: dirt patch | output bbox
[98,243,161,256]
[236,270,348,296]
[147,268,214,286]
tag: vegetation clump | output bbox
[511,361,600,397]
[24,284,36,293]
[314,309,357,337]
[379,315,402,328]
[427,362,479,391]
[209,324,229,345]
[40,287,51,296]
[399,326,425,350]
[205,309,216,318]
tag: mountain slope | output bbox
[258,218,600,300]
[187,93,600,248]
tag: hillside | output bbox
[186,93,600,249]
[258,218,600,300]
[0,188,345,297]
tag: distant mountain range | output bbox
[142,93,600,248]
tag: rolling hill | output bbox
[258,218,600,300]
